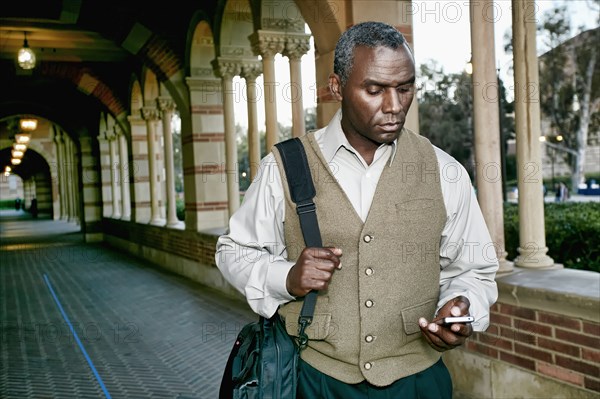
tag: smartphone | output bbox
[441,316,474,324]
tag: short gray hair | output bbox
[334,21,412,86]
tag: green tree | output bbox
[417,61,474,175]
[538,4,600,191]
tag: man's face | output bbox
[330,45,416,148]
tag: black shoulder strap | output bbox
[274,138,321,349]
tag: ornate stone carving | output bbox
[241,61,263,80]
[283,33,311,60]
[211,58,242,79]
[249,31,286,58]
[262,18,305,32]
[192,67,214,77]
[157,97,176,113]
[186,77,222,92]
[141,106,160,121]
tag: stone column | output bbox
[108,130,121,219]
[283,34,311,138]
[142,106,163,225]
[511,0,554,268]
[116,126,131,220]
[54,129,67,220]
[241,62,263,180]
[470,0,513,273]
[158,97,180,228]
[213,58,242,217]
[250,31,285,151]
[80,135,102,242]
[65,138,77,223]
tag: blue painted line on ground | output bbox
[43,273,112,399]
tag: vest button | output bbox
[365,300,374,308]
[365,335,374,343]
[363,235,372,243]
[364,362,372,370]
[365,267,374,276]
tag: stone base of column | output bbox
[495,249,515,274]
[166,220,184,229]
[514,245,555,268]
[150,218,165,226]
[497,259,515,274]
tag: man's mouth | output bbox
[378,122,401,132]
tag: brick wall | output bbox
[103,218,218,267]
[466,302,600,394]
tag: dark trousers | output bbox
[298,358,452,399]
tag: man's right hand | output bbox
[286,247,342,297]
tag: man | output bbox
[216,21,498,398]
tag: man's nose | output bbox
[382,88,402,114]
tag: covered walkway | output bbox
[0,211,254,398]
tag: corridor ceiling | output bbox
[0,0,220,137]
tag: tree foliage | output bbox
[417,61,474,175]
[538,5,600,190]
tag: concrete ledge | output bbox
[496,267,600,323]
[444,349,599,399]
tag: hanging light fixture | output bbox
[19,118,38,131]
[17,32,36,70]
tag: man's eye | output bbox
[398,86,413,93]
[367,88,382,95]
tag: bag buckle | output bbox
[297,316,312,350]
[296,201,316,215]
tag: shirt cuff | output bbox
[265,259,296,302]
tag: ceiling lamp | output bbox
[20,118,38,131]
[11,158,22,165]
[12,149,25,158]
[15,133,31,144]
[13,143,27,152]
[17,32,36,70]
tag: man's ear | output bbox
[328,73,343,101]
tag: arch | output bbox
[142,69,160,106]
[190,20,217,78]
[215,0,256,58]
[130,77,144,117]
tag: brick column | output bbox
[54,129,67,220]
[185,76,228,230]
[128,115,151,223]
[107,130,121,219]
[80,135,102,242]
[116,126,131,220]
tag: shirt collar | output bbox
[318,109,399,166]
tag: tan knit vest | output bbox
[273,129,447,387]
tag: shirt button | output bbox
[365,335,374,343]
[363,235,372,243]
[365,268,374,276]
[365,300,374,308]
[364,362,372,370]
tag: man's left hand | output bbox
[418,296,473,352]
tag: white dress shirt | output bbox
[216,110,498,331]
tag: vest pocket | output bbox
[283,312,332,341]
[401,299,437,335]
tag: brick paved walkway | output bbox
[0,211,255,398]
